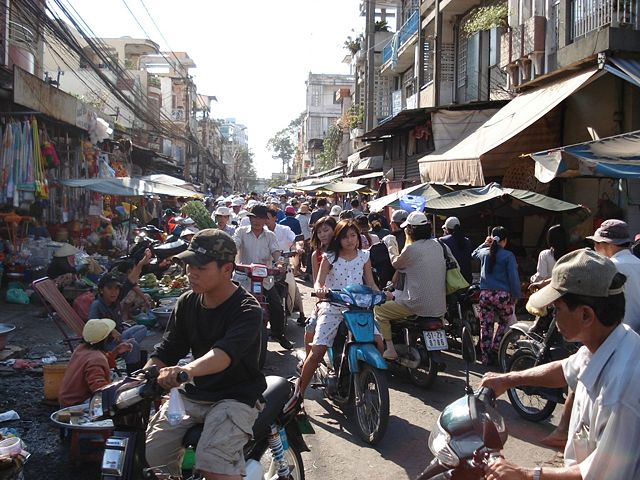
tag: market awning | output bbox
[295,172,343,188]
[361,107,433,141]
[308,165,344,178]
[531,130,640,182]
[59,177,203,197]
[418,69,602,186]
[345,171,384,181]
[603,58,640,89]
[368,182,452,212]
[321,181,368,193]
[423,182,586,218]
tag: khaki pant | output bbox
[374,300,414,340]
[146,396,260,476]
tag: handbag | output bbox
[437,240,470,295]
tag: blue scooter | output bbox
[311,284,390,445]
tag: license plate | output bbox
[252,283,262,294]
[423,329,448,351]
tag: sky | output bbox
[65,0,365,177]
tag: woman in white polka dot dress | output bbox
[287,219,387,411]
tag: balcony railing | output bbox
[8,21,36,53]
[382,10,419,64]
[570,0,639,40]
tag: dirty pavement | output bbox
[0,297,163,479]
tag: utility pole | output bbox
[365,0,376,132]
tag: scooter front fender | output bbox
[348,343,387,372]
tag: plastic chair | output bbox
[31,277,86,351]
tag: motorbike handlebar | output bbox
[476,387,497,407]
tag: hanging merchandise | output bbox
[32,119,49,200]
[41,128,60,168]
[97,153,116,178]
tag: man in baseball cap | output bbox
[587,219,640,332]
[481,248,640,480]
[146,228,267,477]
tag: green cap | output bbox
[528,248,625,309]
[175,228,237,266]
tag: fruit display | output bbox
[139,274,158,289]
[157,274,189,295]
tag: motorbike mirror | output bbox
[294,234,304,243]
[461,326,476,365]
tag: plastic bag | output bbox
[399,194,426,212]
[6,288,29,305]
[166,388,186,426]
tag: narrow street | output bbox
[264,278,564,479]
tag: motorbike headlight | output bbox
[262,276,275,290]
[352,293,372,308]
[89,392,104,420]
[428,423,459,467]
[252,266,268,278]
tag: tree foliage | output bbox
[267,112,304,173]
[317,123,343,171]
[463,1,508,36]
[234,146,258,192]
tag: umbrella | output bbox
[368,182,453,212]
[423,183,587,218]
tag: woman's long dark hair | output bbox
[488,226,508,273]
[327,219,362,257]
[310,216,337,251]
[547,224,568,261]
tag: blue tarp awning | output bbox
[531,130,640,182]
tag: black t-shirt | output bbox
[152,285,266,406]
[309,207,328,226]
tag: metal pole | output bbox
[365,0,376,131]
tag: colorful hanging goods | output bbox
[41,137,60,168]
[32,119,49,200]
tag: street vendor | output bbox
[47,243,81,288]
[58,318,133,408]
[89,249,152,373]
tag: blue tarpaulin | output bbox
[531,130,640,182]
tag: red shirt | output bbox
[58,344,111,407]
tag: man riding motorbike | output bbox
[374,212,450,360]
[233,204,292,350]
[144,229,267,480]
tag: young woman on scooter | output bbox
[288,219,387,411]
[297,215,337,369]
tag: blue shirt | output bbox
[279,216,302,235]
[472,244,521,298]
[275,209,285,222]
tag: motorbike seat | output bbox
[393,316,443,330]
[182,376,292,448]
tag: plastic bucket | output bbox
[43,363,68,401]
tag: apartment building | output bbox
[301,72,355,175]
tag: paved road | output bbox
[264,278,565,480]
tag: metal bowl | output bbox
[0,324,16,350]
[151,307,173,329]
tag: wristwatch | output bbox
[533,466,542,480]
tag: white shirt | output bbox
[610,249,640,333]
[530,248,556,283]
[233,226,280,266]
[296,213,311,240]
[269,224,295,253]
[562,324,640,479]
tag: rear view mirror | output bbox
[294,234,304,243]
[461,326,476,364]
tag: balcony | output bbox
[570,0,639,39]
[382,10,420,71]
